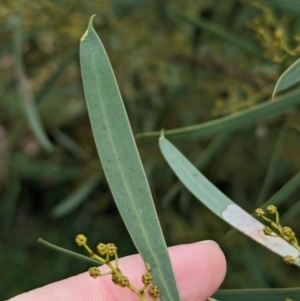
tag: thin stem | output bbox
[83,244,94,255]
[38,238,103,266]
[275,210,279,224]
[91,253,106,264]
[114,254,119,269]
[128,284,147,301]
[103,258,147,300]
[261,215,272,223]
[140,283,149,293]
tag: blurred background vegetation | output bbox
[1,0,300,299]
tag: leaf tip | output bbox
[81,15,97,42]
[89,14,97,25]
[271,93,276,102]
[159,128,165,140]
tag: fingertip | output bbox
[168,241,226,301]
[7,241,226,301]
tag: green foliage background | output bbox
[1,0,300,299]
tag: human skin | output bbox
[8,241,226,301]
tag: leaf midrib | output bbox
[88,30,173,299]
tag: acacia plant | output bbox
[40,13,300,301]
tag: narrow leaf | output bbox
[226,169,300,238]
[0,173,20,230]
[263,0,300,16]
[255,115,291,206]
[272,58,300,100]
[136,88,300,140]
[214,287,300,301]
[13,17,54,152]
[52,128,88,161]
[80,16,180,301]
[171,7,262,58]
[36,51,77,104]
[51,174,101,219]
[282,199,300,224]
[38,238,103,266]
[159,135,300,266]
[12,152,81,181]
[162,133,230,207]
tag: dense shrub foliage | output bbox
[1,0,300,299]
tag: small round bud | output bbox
[255,208,265,217]
[107,243,118,256]
[119,276,129,287]
[283,255,295,264]
[142,272,152,285]
[282,227,295,240]
[266,205,277,214]
[263,226,272,235]
[97,243,107,255]
[112,273,121,285]
[75,234,87,246]
[149,285,160,298]
[88,267,101,278]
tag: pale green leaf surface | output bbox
[162,133,230,207]
[159,136,300,266]
[272,58,300,100]
[136,88,300,140]
[80,16,180,301]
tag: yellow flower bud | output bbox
[283,255,295,265]
[149,285,160,298]
[75,234,87,246]
[282,227,295,240]
[107,243,117,256]
[255,208,265,217]
[119,276,129,287]
[142,272,152,285]
[266,205,277,214]
[88,267,101,278]
[263,226,272,235]
[112,273,121,285]
[97,243,107,255]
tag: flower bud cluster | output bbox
[112,273,129,287]
[88,267,101,278]
[149,285,160,298]
[142,272,152,285]
[255,206,300,265]
[96,242,117,256]
[75,235,160,300]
